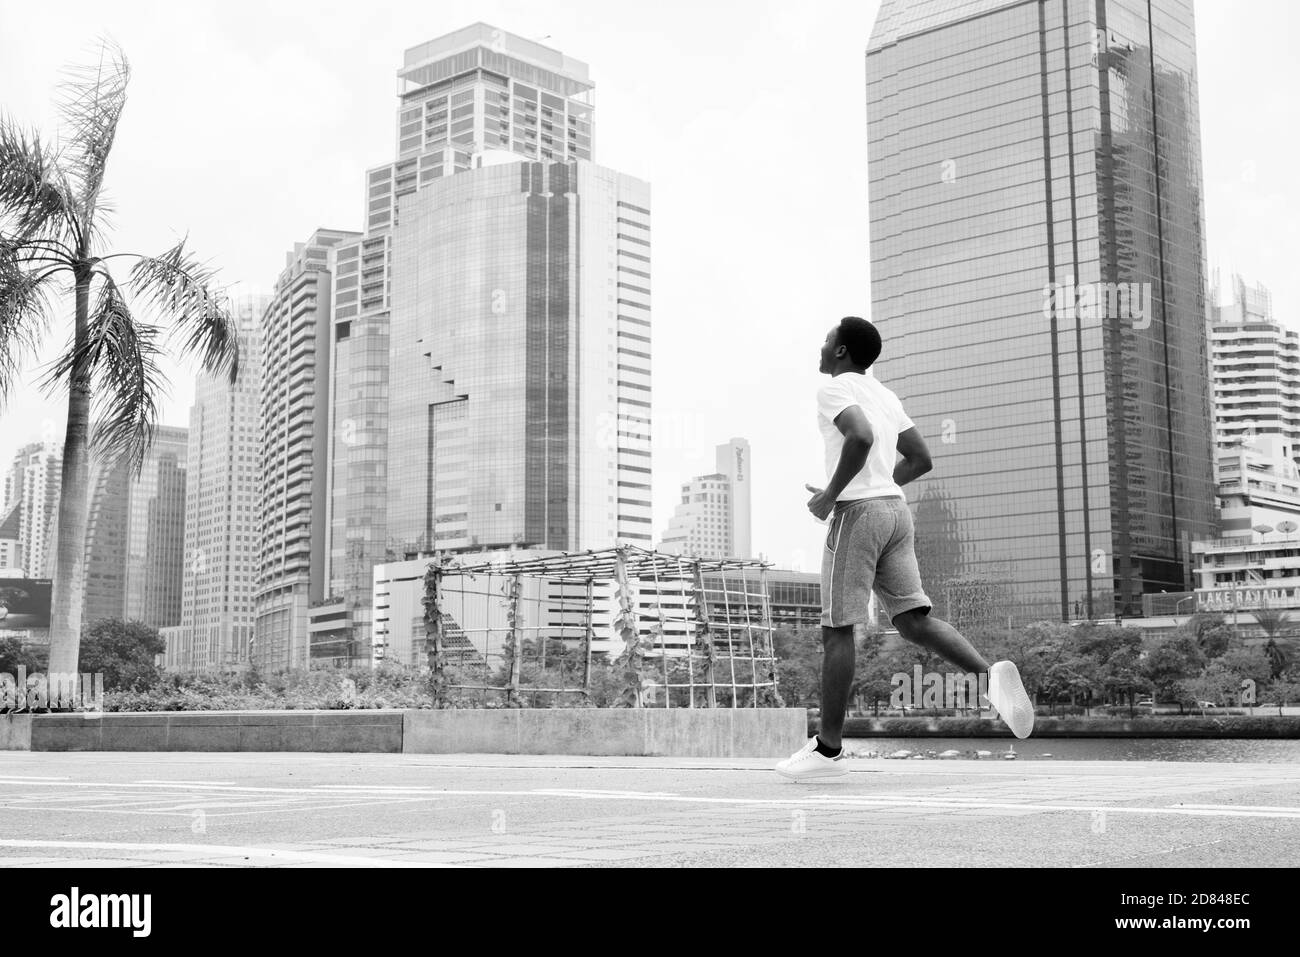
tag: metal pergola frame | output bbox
[420,545,785,709]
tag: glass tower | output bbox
[317,26,649,666]
[385,159,652,557]
[866,0,1215,624]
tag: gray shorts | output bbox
[821,496,932,627]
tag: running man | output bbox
[775,316,1034,781]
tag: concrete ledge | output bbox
[835,715,1300,738]
[403,708,807,757]
[4,708,807,756]
[0,714,32,750]
[23,710,405,752]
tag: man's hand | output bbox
[805,483,836,522]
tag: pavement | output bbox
[1,751,1298,867]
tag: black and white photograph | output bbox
[0,0,1294,933]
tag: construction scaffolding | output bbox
[420,546,784,709]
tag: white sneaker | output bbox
[987,661,1035,739]
[775,737,849,782]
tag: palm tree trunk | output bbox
[46,262,93,680]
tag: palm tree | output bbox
[0,41,238,678]
[1254,605,1294,679]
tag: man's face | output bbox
[819,327,840,374]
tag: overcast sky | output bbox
[1,0,1296,571]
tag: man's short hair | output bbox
[837,316,882,368]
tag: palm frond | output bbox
[129,237,239,383]
[0,248,59,406]
[56,38,130,218]
[0,121,79,243]
[43,269,164,475]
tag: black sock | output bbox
[814,736,841,758]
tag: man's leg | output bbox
[818,624,856,750]
[892,608,990,674]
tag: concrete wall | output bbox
[0,714,31,750]
[835,715,1300,739]
[2,710,403,752]
[0,708,807,756]
[404,708,806,757]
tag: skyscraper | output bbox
[0,502,20,570]
[81,427,188,628]
[3,442,61,578]
[866,0,1215,622]
[386,159,652,557]
[124,426,188,627]
[380,24,649,559]
[310,26,650,665]
[660,438,752,560]
[171,296,267,672]
[255,230,359,670]
[1208,272,1300,454]
[81,452,129,623]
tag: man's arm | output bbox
[893,426,933,487]
[806,406,873,520]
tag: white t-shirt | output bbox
[817,370,914,501]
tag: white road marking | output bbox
[0,839,444,868]
[0,778,1297,819]
[134,780,237,785]
[1176,803,1300,812]
[531,789,680,798]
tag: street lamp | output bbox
[1175,595,1196,617]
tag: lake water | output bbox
[843,737,1300,763]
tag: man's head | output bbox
[819,316,882,374]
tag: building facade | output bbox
[0,502,20,570]
[385,159,652,558]
[3,442,61,578]
[660,438,752,560]
[171,297,267,672]
[255,230,359,671]
[80,427,188,628]
[1209,273,1300,454]
[1215,434,1300,540]
[1193,537,1300,625]
[308,26,648,667]
[866,0,1215,623]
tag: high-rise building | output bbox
[81,427,188,628]
[372,22,594,239]
[660,473,732,559]
[81,453,130,622]
[3,442,61,578]
[866,0,1215,622]
[170,296,268,672]
[660,439,751,560]
[716,438,751,558]
[1208,273,1300,453]
[256,26,648,668]
[1211,269,1273,326]
[0,502,21,570]
[382,25,648,559]
[124,426,188,627]
[386,159,652,558]
[1215,434,1300,540]
[309,26,651,667]
[255,230,359,670]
